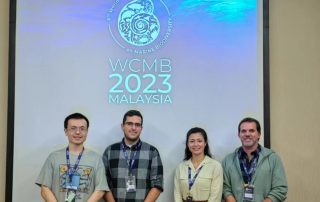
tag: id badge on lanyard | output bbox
[65,147,83,201]
[186,195,193,202]
[241,155,258,202]
[66,173,80,190]
[187,165,203,201]
[65,189,76,202]
[243,184,255,201]
[65,174,79,202]
[126,174,136,192]
[121,142,141,193]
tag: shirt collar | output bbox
[186,155,209,167]
[238,144,261,159]
[121,138,141,150]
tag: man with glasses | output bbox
[103,110,163,202]
[36,112,109,202]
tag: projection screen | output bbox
[7,0,269,201]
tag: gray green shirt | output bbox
[222,146,288,202]
[36,147,109,202]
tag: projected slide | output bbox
[13,0,264,201]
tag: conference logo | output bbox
[107,0,173,105]
[107,0,173,54]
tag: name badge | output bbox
[126,175,136,192]
[66,174,80,190]
[65,189,76,202]
[243,184,254,201]
[186,195,193,202]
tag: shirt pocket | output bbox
[195,173,212,197]
[178,174,189,193]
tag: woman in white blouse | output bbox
[174,127,223,202]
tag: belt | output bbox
[182,200,208,202]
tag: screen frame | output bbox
[5,0,270,200]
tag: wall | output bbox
[269,0,320,200]
[0,0,319,201]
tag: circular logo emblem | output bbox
[108,0,173,54]
[118,0,160,46]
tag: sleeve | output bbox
[221,157,234,199]
[208,162,223,202]
[150,148,164,191]
[94,155,110,192]
[173,165,183,202]
[102,147,113,188]
[35,154,54,188]
[267,153,288,202]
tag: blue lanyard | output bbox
[240,156,258,183]
[66,147,84,177]
[121,141,141,173]
[188,165,203,190]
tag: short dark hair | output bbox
[238,117,261,134]
[122,110,143,125]
[184,127,212,160]
[64,113,89,129]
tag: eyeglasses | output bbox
[68,126,88,133]
[125,122,142,128]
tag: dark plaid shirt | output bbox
[102,138,163,202]
[238,145,261,184]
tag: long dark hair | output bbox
[184,127,212,160]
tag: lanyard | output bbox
[240,156,258,183]
[188,165,203,190]
[66,147,84,177]
[121,141,141,173]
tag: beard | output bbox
[124,133,140,145]
[242,139,259,148]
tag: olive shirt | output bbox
[36,147,109,202]
[174,155,223,202]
